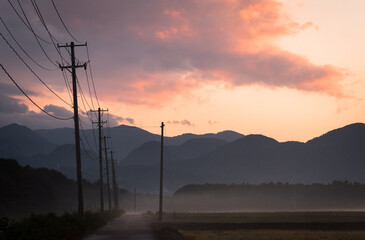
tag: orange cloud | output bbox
[16,0,346,107]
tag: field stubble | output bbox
[151,212,365,240]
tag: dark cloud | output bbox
[44,104,73,118]
[124,118,135,125]
[0,82,37,96]
[167,119,193,126]
[102,112,135,126]
[0,94,28,113]
[0,82,39,113]
[0,99,133,129]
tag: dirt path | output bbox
[83,213,159,240]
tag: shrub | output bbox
[0,210,123,240]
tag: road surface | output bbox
[83,213,159,240]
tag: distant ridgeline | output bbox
[1,122,365,193]
[0,158,127,217]
[173,182,365,212]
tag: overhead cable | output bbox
[0,17,57,71]
[7,0,51,44]
[0,31,72,108]
[0,64,73,121]
[51,0,81,43]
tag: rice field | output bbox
[151,211,365,240]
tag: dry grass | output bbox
[161,211,365,223]
[150,212,365,240]
[181,229,365,240]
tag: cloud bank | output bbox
[0,0,347,114]
[45,0,345,105]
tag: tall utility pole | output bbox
[111,151,119,210]
[134,187,137,213]
[159,122,165,221]
[104,136,112,211]
[58,42,87,216]
[90,107,107,212]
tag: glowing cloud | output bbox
[79,0,345,105]
[0,0,348,109]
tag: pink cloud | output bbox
[96,0,345,105]
[0,0,347,108]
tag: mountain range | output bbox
[1,122,365,193]
[34,124,242,159]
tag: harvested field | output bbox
[151,212,365,240]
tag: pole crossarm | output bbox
[90,109,108,112]
[58,42,88,70]
[58,42,87,48]
[59,63,87,70]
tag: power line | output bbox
[61,68,73,105]
[77,76,94,112]
[0,17,57,71]
[30,0,60,43]
[84,68,95,109]
[31,0,70,64]
[51,0,81,43]
[0,31,72,108]
[62,69,94,118]
[63,68,98,151]
[79,118,98,158]
[106,113,115,152]
[86,44,100,107]
[87,111,99,151]
[0,64,73,121]
[79,137,97,162]
[15,0,59,67]
[7,0,51,44]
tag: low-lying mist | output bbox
[120,181,365,213]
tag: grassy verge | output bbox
[151,212,365,240]
[0,210,123,240]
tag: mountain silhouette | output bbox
[0,123,56,157]
[17,144,99,182]
[166,130,244,145]
[118,123,365,192]
[36,124,243,159]
[2,122,365,193]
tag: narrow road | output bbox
[83,214,159,240]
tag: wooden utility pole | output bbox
[159,122,165,221]
[58,42,87,216]
[90,107,107,212]
[111,151,119,210]
[134,187,137,213]
[104,136,112,211]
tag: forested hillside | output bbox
[0,158,127,217]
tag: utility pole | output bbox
[90,107,107,212]
[159,122,165,221]
[134,187,137,213]
[104,136,112,211]
[58,42,87,216]
[111,151,119,210]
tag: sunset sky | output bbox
[1,0,365,142]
